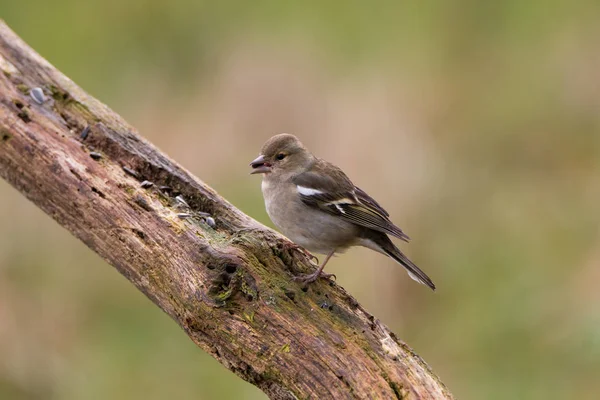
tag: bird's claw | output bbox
[293,271,336,285]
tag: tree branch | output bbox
[0,20,453,399]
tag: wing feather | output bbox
[293,160,410,242]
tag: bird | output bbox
[250,133,435,290]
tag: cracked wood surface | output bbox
[0,20,454,400]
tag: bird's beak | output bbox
[250,155,272,174]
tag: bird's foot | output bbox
[293,270,336,285]
[282,242,319,264]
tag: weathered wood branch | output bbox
[0,21,453,399]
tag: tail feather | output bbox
[385,247,436,291]
[363,232,436,291]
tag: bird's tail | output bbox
[364,231,436,291]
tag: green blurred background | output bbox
[1,1,599,399]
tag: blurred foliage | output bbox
[1,1,600,399]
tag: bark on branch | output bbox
[0,21,453,399]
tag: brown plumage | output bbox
[250,133,435,290]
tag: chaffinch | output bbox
[250,133,435,290]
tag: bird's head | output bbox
[250,133,311,175]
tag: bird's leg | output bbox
[282,241,319,264]
[293,250,336,284]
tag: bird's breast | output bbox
[261,177,359,254]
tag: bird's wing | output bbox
[292,160,410,242]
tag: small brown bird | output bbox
[250,133,435,290]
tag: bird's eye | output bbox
[276,153,286,160]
